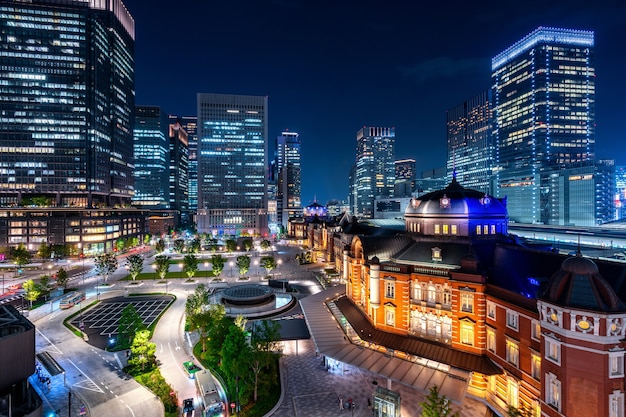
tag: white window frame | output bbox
[506,309,519,331]
[531,351,541,380]
[385,281,395,299]
[609,390,625,417]
[487,327,496,353]
[506,338,519,367]
[545,338,561,365]
[427,285,437,303]
[546,372,561,412]
[531,319,541,341]
[442,287,451,306]
[413,282,422,301]
[487,300,496,320]
[507,378,519,409]
[461,291,474,313]
[610,353,625,378]
[460,321,474,346]
[385,308,395,326]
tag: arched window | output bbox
[413,282,422,301]
[427,285,436,303]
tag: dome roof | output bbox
[405,177,507,218]
[540,254,625,312]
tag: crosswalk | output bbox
[0,293,25,309]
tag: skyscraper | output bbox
[196,93,268,236]
[172,116,198,213]
[394,158,416,197]
[169,121,189,225]
[352,127,395,218]
[276,131,301,229]
[133,106,170,209]
[492,27,595,223]
[446,91,494,194]
[0,0,144,253]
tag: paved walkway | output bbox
[268,338,489,417]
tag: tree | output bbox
[115,237,127,253]
[117,304,145,348]
[126,254,143,281]
[236,255,250,277]
[260,239,271,251]
[242,239,253,252]
[260,256,276,275]
[251,319,281,352]
[22,279,41,309]
[183,254,199,279]
[95,252,118,283]
[154,255,170,280]
[154,239,165,254]
[210,254,226,277]
[128,329,156,372]
[221,324,252,407]
[12,244,31,269]
[419,385,459,417]
[225,238,237,253]
[507,404,535,417]
[39,275,51,297]
[205,236,218,252]
[143,234,151,245]
[56,267,69,289]
[187,238,201,254]
[37,243,52,260]
[173,239,185,253]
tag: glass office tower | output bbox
[196,93,268,236]
[492,27,595,223]
[276,131,301,228]
[0,0,143,253]
[353,127,395,219]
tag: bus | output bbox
[195,370,224,417]
[59,291,86,309]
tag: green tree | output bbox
[126,254,144,281]
[419,385,459,417]
[12,244,31,269]
[37,243,52,260]
[242,239,253,252]
[128,329,156,372]
[183,254,199,279]
[173,239,185,253]
[188,238,201,254]
[56,267,69,289]
[225,238,237,253]
[117,304,145,348]
[210,254,226,277]
[143,234,151,245]
[260,239,271,251]
[236,255,250,277]
[154,255,170,280]
[51,244,70,259]
[260,256,276,275]
[95,252,118,283]
[115,238,127,253]
[251,319,281,353]
[155,239,165,254]
[185,283,211,315]
[221,324,252,408]
[39,275,51,296]
[22,279,41,308]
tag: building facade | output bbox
[0,0,145,254]
[275,131,301,229]
[394,158,416,197]
[172,116,198,213]
[133,106,170,209]
[492,27,595,224]
[196,93,268,236]
[352,127,396,219]
[446,91,494,194]
[168,121,189,225]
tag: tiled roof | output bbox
[358,235,414,262]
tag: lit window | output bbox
[531,352,541,380]
[609,390,625,417]
[460,321,474,345]
[610,353,625,378]
[487,328,496,353]
[461,291,474,313]
[531,319,541,341]
[385,280,395,299]
[451,224,458,235]
[491,225,496,234]
[546,338,561,365]
[442,224,449,234]
[427,285,436,303]
[508,378,519,409]
[432,247,442,262]
[386,309,395,326]
[546,373,561,411]
[476,225,481,235]
[442,288,451,306]
[413,282,422,301]
[483,225,489,235]
[434,224,441,234]
[506,310,519,330]
[487,301,496,320]
[506,339,519,367]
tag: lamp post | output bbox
[229,261,234,278]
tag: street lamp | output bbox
[229,261,234,278]
[152,263,157,280]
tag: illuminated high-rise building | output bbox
[446,91,494,193]
[276,131,301,228]
[394,158,416,197]
[171,116,198,213]
[169,121,189,225]
[492,27,595,223]
[352,127,395,218]
[196,93,268,236]
[133,106,170,209]
[0,0,144,253]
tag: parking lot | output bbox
[70,294,174,349]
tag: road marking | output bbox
[125,403,136,417]
[65,358,104,393]
[175,339,180,350]
[36,328,63,354]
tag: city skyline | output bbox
[123,0,626,205]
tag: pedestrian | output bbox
[339,395,343,411]
[368,398,371,409]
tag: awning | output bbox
[36,351,65,376]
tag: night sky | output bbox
[122,0,626,205]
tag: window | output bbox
[427,285,436,303]
[531,352,541,380]
[491,225,496,234]
[413,282,422,301]
[506,310,519,330]
[432,247,442,262]
[609,390,625,417]
[442,224,449,234]
[434,224,440,234]
[386,309,395,326]
[460,321,474,346]
[461,291,474,313]
[508,379,519,409]
[546,373,561,411]
[487,301,496,320]
[531,319,541,341]
[385,280,395,299]
[442,288,451,306]
[451,224,458,235]
[483,225,489,235]
[610,353,625,378]
[546,338,561,365]
[506,339,519,367]
[476,225,481,235]
[487,328,496,353]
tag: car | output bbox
[182,398,194,416]
[183,361,201,379]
